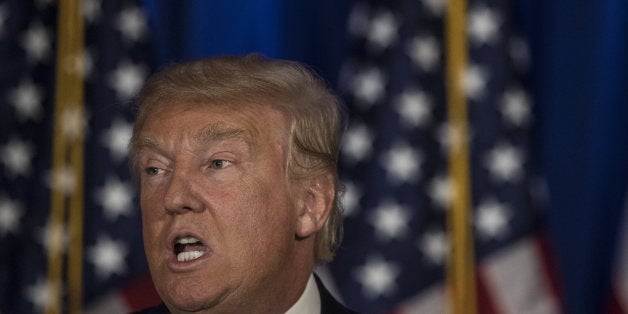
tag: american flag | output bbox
[327,0,562,313]
[0,1,158,312]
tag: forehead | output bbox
[137,101,289,147]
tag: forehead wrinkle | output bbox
[131,136,163,154]
[194,122,254,149]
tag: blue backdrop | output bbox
[526,0,628,313]
[142,1,628,313]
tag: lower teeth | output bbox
[177,251,204,262]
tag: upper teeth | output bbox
[176,237,199,244]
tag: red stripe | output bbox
[534,232,563,309]
[477,270,499,314]
[605,289,626,314]
[121,273,162,311]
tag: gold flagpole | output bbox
[46,0,85,313]
[445,0,477,313]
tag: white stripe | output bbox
[397,283,449,314]
[480,237,559,314]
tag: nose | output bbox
[163,168,204,215]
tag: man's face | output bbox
[135,102,304,313]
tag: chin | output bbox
[158,273,226,313]
[163,298,206,313]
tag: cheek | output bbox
[224,177,296,246]
[139,182,166,219]
[139,192,165,251]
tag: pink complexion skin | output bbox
[135,102,333,313]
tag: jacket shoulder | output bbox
[314,274,358,314]
[131,303,169,314]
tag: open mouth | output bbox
[173,236,207,262]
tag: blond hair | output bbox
[130,54,345,263]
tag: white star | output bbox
[115,6,147,42]
[0,196,23,236]
[48,166,77,195]
[342,123,373,162]
[407,36,441,72]
[341,181,362,217]
[418,230,449,265]
[367,11,399,50]
[10,80,44,121]
[463,64,489,100]
[21,21,51,63]
[438,122,473,156]
[101,118,133,161]
[369,200,411,241]
[88,236,129,279]
[428,175,453,210]
[353,256,400,299]
[422,0,447,17]
[38,221,68,254]
[436,123,452,153]
[96,177,134,221]
[109,61,147,101]
[500,89,531,127]
[1,138,35,178]
[510,37,531,71]
[475,198,510,239]
[484,143,524,182]
[351,67,386,107]
[59,48,91,79]
[61,106,88,141]
[347,4,369,37]
[0,4,7,37]
[395,89,432,128]
[24,278,57,311]
[468,6,501,45]
[59,49,95,83]
[83,0,102,23]
[380,142,421,184]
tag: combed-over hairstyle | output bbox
[129,54,345,263]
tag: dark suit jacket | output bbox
[132,274,357,314]
[314,274,357,314]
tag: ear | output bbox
[295,173,335,239]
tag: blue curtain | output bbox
[142,0,348,85]
[526,0,628,312]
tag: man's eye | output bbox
[210,160,232,169]
[145,167,161,175]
